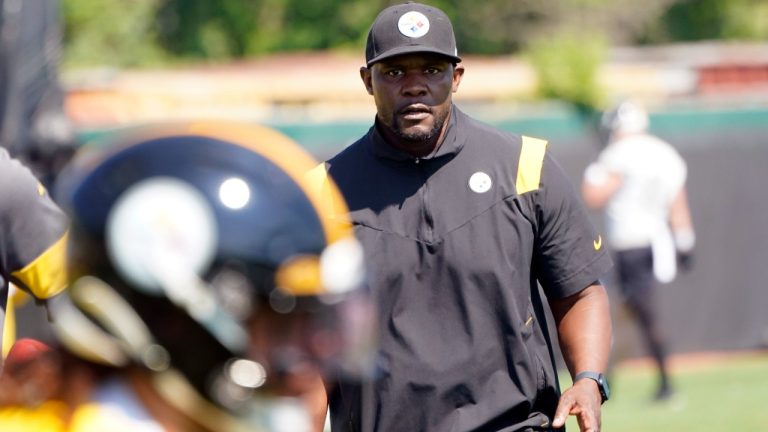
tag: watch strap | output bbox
[574,371,609,403]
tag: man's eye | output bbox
[425,67,440,74]
[386,70,403,77]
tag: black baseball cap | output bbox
[365,2,461,67]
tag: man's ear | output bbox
[452,64,465,93]
[360,67,373,95]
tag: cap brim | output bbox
[367,45,461,67]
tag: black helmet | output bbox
[598,99,650,146]
[51,122,373,431]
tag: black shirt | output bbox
[0,148,68,351]
[321,106,611,432]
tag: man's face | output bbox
[361,53,464,152]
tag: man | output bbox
[310,3,613,431]
[582,100,695,401]
[0,122,374,431]
[0,147,69,366]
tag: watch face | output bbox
[599,374,610,401]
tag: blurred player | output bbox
[0,148,69,367]
[0,122,374,431]
[582,100,695,401]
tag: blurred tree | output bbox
[62,0,166,67]
[642,0,768,42]
[63,0,766,67]
[525,31,607,114]
[155,0,259,59]
[61,0,680,66]
[154,0,388,59]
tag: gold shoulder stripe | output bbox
[516,136,548,194]
[304,162,352,236]
[11,231,69,300]
[305,163,330,198]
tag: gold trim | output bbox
[275,255,323,296]
[11,231,69,300]
[515,136,548,195]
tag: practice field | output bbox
[560,351,768,431]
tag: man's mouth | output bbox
[400,104,431,121]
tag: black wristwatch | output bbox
[574,371,610,404]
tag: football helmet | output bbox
[51,121,373,431]
[599,99,650,145]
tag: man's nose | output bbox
[401,73,428,96]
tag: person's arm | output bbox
[304,376,329,432]
[1,154,69,301]
[581,163,622,210]
[668,186,695,270]
[550,283,612,432]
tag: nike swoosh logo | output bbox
[593,235,602,251]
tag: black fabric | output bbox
[615,247,670,390]
[0,148,68,351]
[325,106,611,432]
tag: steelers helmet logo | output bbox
[106,177,217,294]
[398,11,430,38]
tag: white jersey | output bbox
[597,133,686,252]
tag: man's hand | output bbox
[677,250,694,272]
[552,378,603,432]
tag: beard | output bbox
[392,109,448,146]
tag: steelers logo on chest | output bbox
[468,171,492,194]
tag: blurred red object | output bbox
[4,338,52,369]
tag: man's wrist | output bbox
[574,371,610,404]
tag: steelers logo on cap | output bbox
[398,11,430,38]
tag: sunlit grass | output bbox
[560,352,768,431]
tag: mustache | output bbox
[398,103,432,115]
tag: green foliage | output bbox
[154,0,387,59]
[60,0,768,84]
[62,0,768,67]
[62,0,166,67]
[154,0,251,59]
[647,0,768,42]
[525,33,607,113]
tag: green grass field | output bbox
[560,352,768,431]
